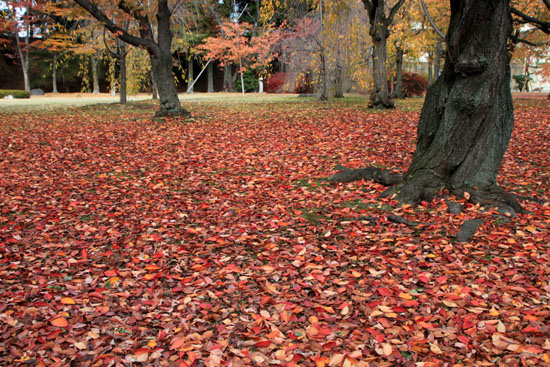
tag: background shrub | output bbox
[401,72,429,97]
[266,72,286,93]
[0,90,30,99]
[234,71,259,92]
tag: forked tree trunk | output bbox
[362,0,404,108]
[396,0,520,212]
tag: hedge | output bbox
[0,90,30,99]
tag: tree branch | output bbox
[72,0,157,50]
[419,0,445,39]
[387,0,406,25]
[361,0,373,16]
[511,6,550,34]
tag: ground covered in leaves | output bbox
[0,97,549,367]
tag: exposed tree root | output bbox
[387,214,417,227]
[456,219,484,242]
[328,165,529,216]
[328,165,403,185]
[154,108,192,118]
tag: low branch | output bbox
[72,0,157,51]
[511,6,550,34]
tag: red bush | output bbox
[402,72,429,97]
[266,72,287,93]
[389,72,429,97]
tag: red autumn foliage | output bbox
[401,72,429,96]
[266,72,287,93]
[390,72,430,97]
[0,98,549,366]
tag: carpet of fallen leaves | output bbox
[0,98,549,367]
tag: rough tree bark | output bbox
[331,0,524,214]
[72,0,189,117]
[362,0,405,109]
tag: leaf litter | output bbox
[0,99,549,366]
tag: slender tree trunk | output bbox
[427,53,433,85]
[394,48,404,98]
[522,58,530,92]
[334,62,344,98]
[319,52,328,100]
[396,0,520,212]
[389,64,395,96]
[187,54,194,93]
[91,51,101,94]
[119,43,127,104]
[22,61,30,92]
[15,24,30,92]
[207,62,214,93]
[52,53,59,93]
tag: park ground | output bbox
[0,93,549,366]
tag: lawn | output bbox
[0,95,549,366]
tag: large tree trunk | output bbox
[149,0,188,117]
[370,32,393,107]
[150,50,182,116]
[396,0,520,212]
